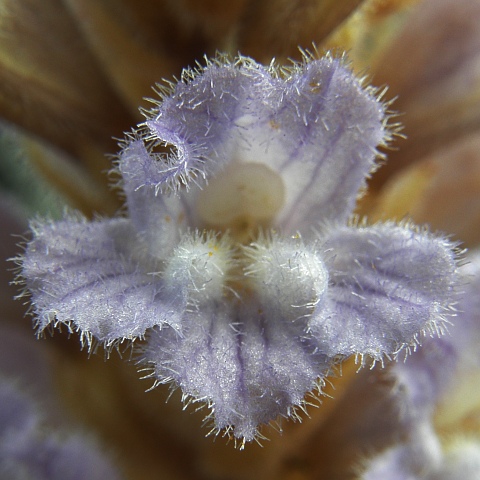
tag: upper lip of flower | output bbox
[19,52,460,442]
[118,53,391,244]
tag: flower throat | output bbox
[196,162,286,243]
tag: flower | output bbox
[360,250,480,480]
[19,53,460,443]
[0,376,123,480]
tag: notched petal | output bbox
[142,301,331,442]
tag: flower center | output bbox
[196,162,285,242]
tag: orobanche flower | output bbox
[361,251,480,480]
[20,53,459,443]
[0,377,123,480]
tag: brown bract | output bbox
[370,0,480,187]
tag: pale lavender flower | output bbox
[361,251,480,480]
[20,54,459,442]
[362,433,480,480]
[361,421,443,480]
[0,376,123,480]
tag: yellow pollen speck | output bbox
[309,81,322,92]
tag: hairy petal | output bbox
[361,252,480,480]
[420,250,480,429]
[267,57,387,234]
[118,139,187,259]
[309,223,458,359]
[142,57,272,193]
[21,216,180,344]
[142,301,330,441]
[122,55,388,234]
[389,252,480,425]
